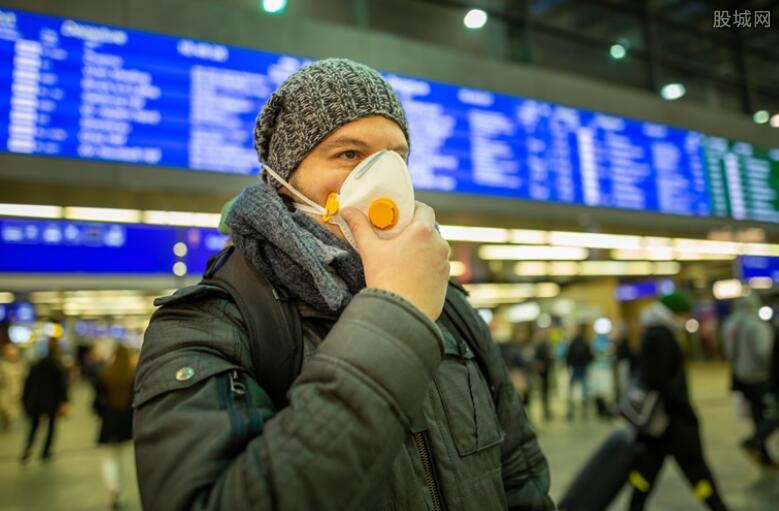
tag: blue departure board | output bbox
[0,217,226,274]
[0,8,775,221]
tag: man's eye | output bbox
[340,150,358,160]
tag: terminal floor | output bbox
[0,362,776,510]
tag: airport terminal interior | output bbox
[0,0,778,510]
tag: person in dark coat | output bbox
[566,323,593,420]
[629,293,729,511]
[96,343,135,509]
[534,328,554,420]
[20,337,69,463]
[742,319,779,467]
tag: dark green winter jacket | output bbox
[133,284,555,510]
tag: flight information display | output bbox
[0,8,776,221]
[0,217,225,274]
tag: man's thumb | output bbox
[341,207,373,247]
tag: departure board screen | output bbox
[0,8,776,221]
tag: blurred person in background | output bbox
[740,306,779,468]
[0,344,25,430]
[96,343,135,509]
[533,325,554,420]
[20,337,69,463]
[500,324,534,406]
[629,292,728,511]
[590,327,615,419]
[614,322,636,402]
[566,322,593,420]
[133,59,553,511]
[722,295,773,465]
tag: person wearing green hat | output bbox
[628,292,729,511]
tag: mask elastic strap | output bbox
[263,164,325,213]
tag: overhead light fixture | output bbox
[261,0,288,14]
[549,261,580,276]
[549,231,643,249]
[439,225,508,243]
[609,43,626,60]
[685,318,699,333]
[479,245,589,260]
[612,248,674,260]
[0,292,15,304]
[449,260,467,277]
[514,261,548,276]
[759,306,774,321]
[143,210,220,228]
[660,82,686,100]
[653,261,681,275]
[753,110,770,124]
[580,261,653,276]
[463,8,488,29]
[464,282,560,303]
[64,207,141,223]
[510,229,547,244]
[748,277,773,289]
[594,317,613,335]
[712,279,744,300]
[0,203,62,219]
[172,261,188,277]
[770,113,779,128]
[506,302,541,323]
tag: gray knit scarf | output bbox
[225,181,365,315]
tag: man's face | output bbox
[283,115,409,241]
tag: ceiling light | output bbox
[753,110,770,124]
[548,231,642,249]
[579,261,653,276]
[450,260,466,277]
[660,83,686,100]
[685,319,699,333]
[64,207,141,223]
[479,245,589,260]
[0,292,15,304]
[0,203,62,219]
[594,317,613,335]
[143,210,220,228]
[609,43,626,60]
[261,0,288,14]
[759,306,773,321]
[514,262,548,276]
[510,229,547,244]
[550,262,580,276]
[506,302,541,323]
[748,277,773,289]
[712,279,744,300]
[439,225,508,243]
[653,262,681,275]
[463,9,488,29]
[770,113,779,128]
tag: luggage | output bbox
[558,427,641,511]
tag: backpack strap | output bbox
[442,282,501,403]
[201,246,303,409]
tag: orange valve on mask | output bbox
[368,197,399,230]
[322,193,340,222]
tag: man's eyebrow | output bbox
[319,136,409,154]
[319,136,371,151]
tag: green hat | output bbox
[660,292,693,314]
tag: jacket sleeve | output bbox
[133,288,443,511]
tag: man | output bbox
[722,295,773,464]
[565,323,593,420]
[133,58,554,510]
[628,293,728,511]
[21,337,69,463]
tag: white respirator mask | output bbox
[263,150,415,250]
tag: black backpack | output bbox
[201,246,501,409]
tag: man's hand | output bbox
[343,202,450,322]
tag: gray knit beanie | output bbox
[254,58,409,186]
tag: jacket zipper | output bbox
[229,370,246,397]
[413,432,444,511]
